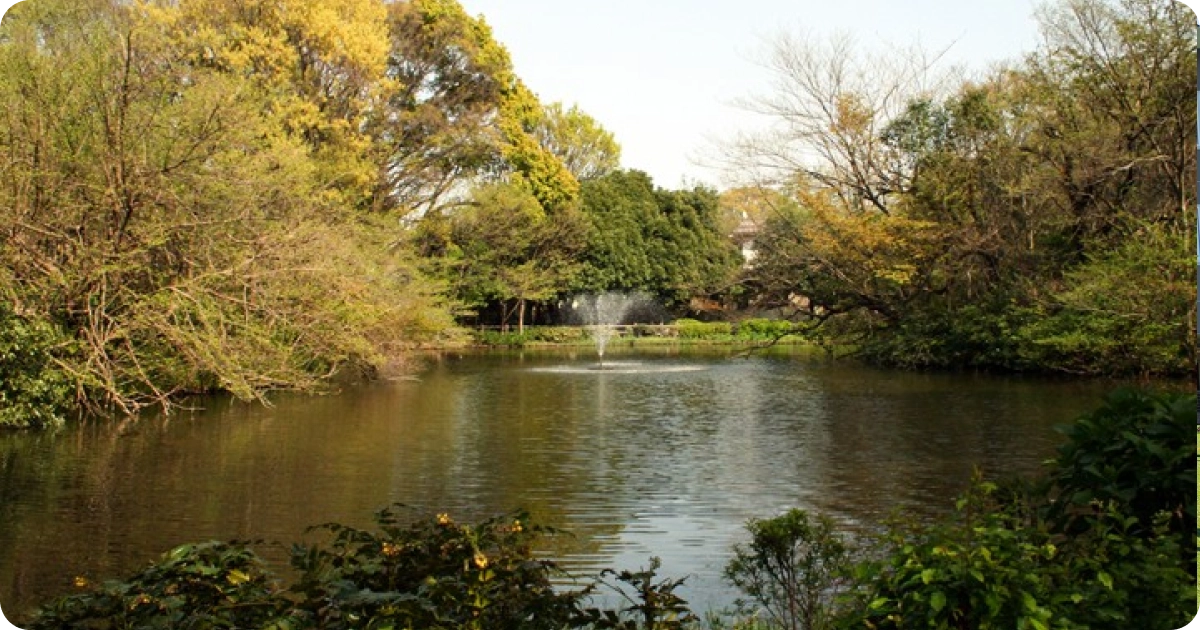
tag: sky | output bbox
[456,0,1194,189]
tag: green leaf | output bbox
[1097,571,1113,589]
[921,568,937,584]
[929,590,947,613]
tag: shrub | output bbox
[527,327,590,343]
[838,479,1194,630]
[1040,388,1196,575]
[724,509,851,630]
[288,507,580,630]
[838,480,1067,630]
[473,330,531,347]
[735,319,795,340]
[578,557,698,630]
[28,509,710,630]
[675,319,733,339]
[0,303,75,429]
[25,541,288,629]
[24,509,583,630]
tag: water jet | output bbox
[566,292,652,366]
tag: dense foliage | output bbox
[0,0,643,425]
[575,170,742,307]
[3,0,1187,428]
[24,509,697,630]
[734,0,1197,377]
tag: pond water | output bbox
[0,346,1128,618]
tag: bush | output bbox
[288,507,579,630]
[24,508,697,630]
[632,324,675,338]
[0,303,75,429]
[675,319,733,339]
[838,479,1068,630]
[833,389,1197,630]
[1040,388,1196,572]
[473,327,592,346]
[25,541,288,630]
[724,509,851,630]
[577,557,698,630]
[527,327,590,343]
[473,330,532,347]
[734,319,795,340]
[837,479,1193,630]
[719,390,1197,630]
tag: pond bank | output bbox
[463,321,824,349]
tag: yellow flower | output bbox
[512,519,523,533]
[72,576,89,588]
[381,542,400,557]
[437,513,452,526]
[473,551,488,569]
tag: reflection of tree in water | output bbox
[803,366,1118,524]
[0,417,148,617]
[0,351,1126,617]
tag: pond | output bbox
[0,346,1128,618]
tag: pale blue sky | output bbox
[457,0,1200,189]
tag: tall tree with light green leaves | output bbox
[533,102,621,181]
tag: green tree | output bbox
[577,170,740,308]
[375,0,514,214]
[434,182,586,332]
[373,0,580,216]
[533,101,621,181]
[151,0,391,209]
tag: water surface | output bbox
[0,347,1124,618]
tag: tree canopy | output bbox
[575,170,741,308]
[732,0,1196,376]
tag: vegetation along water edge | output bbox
[0,0,1195,429]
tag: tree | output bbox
[0,0,452,418]
[533,102,621,181]
[435,182,586,332]
[374,0,579,215]
[577,170,741,308]
[374,0,512,214]
[724,32,959,214]
[148,0,392,209]
[725,509,851,630]
[742,183,941,326]
[728,0,1195,376]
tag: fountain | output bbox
[568,292,648,367]
[526,292,707,375]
